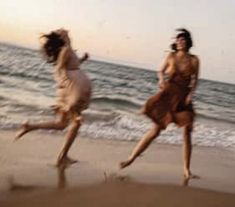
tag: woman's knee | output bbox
[185,123,193,131]
[56,112,69,129]
[71,115,83,127]
[150,124,161,137]
[56,120,68,129]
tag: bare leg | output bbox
[120,124,161,169]
[183,125,193,179]
[14,112,68,141]
[57,116,83,167]
[57,165,67,189]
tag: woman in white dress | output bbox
[15,29,92,167]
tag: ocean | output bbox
[0,42,234,148]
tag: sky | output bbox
[0,0,235,84]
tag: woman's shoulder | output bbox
[189,53,199,62]
[168,51,176,57]
[165,52,176,61]
[189,54,200,72]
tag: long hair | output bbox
[171,28,193,52]
[40,32,65,64]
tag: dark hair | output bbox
[40,32,65,63]
[171,28,193,52]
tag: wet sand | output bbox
[0,130,235,206]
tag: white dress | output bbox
[53,51,92,116]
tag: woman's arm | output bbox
[56,46,70,69]
[157,53,171,88]
[186,56,200,104]
[79,53,89,64]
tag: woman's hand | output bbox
[83,53,89,61]
[158,80,165,89]
[80,53,89,64]
[185,93,193,105]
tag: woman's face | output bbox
[176,36,187,51]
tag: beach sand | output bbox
[0,130,235,207]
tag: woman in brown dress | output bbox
[14,29,92,167]
[120,29,199,179]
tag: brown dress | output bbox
[142,68,195,129]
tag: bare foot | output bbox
[14,122,31,141]
[184,169,200,179]
[119,159,133,169]
[56,156,77,167]
[184,169,192,179]
[183,173,200,186]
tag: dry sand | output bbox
[0,130,234,207]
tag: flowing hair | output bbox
[40,32,65,64]
[171,28,193,52]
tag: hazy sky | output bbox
[0,0,235,84]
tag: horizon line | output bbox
[0,41,234,86]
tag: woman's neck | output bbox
[176,50,188,57]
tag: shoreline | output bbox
[0,129,235,206]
